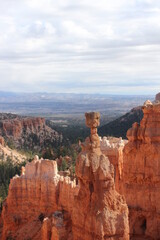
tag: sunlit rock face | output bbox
[1,156,78,240]
[120,95,160,239]
[72,112,129,240]
[100,136,128,192]
[0,116,62,151]
[1,112,129,240]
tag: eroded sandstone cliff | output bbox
[0,114,62,151]
[120,97,160,239]
[2,156,78,240]
[1,112,129,240]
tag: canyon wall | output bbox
[2,96,160,239]
[1,112,129,240]
[0,115,62,150]
[120,99,160,239]
[1,117,46,139]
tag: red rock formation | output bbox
[2,117,45,139]
[2,156,78,240]
[120,99,160,239]
[100,136,128,191]
[0,213,2,239]
[0,116,61,150]
[0,136,5,146]
[72,112,129,240]
[1,112,129,240]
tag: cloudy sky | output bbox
[0,0,160,94]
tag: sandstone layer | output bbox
[120,99,160,239]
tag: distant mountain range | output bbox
[99,106,143,139]
[0,92,153,144]
[0,91,153,116]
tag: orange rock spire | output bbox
[120,95,160,239]
[72,112,129,240]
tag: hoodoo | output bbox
[1,157,78,240]
[120,96,160,239]
[72,112,129,240]
[1,112,129,240]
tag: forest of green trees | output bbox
[0,157,26,210]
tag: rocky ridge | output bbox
[99,106,143,139]
[0,113,62,151]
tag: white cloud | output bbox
[0,0,160,94]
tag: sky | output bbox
[0,0,160,95]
